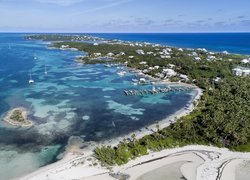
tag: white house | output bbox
[139,61,147,65]
[107,53,114,57]
[162,68,177,77]
[214,77,222,84]
[93,53,101,57]
[60,45,69,49]
[191,52,198,56]
[168,64,175,68]
[198,48,208,53]
[139,78,146,83]
[161,55,171,59]
[223,51,229,55]
[194,57,201,61]
[128,56,134,59]
[241,59,250,64]
[207,56,216,61]
[119,52,125,56]
[232,67,250,76]
[154,66,160,69]
[136,49,145,55]
[93,43,99,46]
[179,74,189,81]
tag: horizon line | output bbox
[0,31,250,34]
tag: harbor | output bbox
[124,86,193,96]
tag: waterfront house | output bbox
[162,68,177,77]
[93,53,101,57]
[223,51,229,55]
[139,78,146,83]
[179,74,189,82]
[107,53,114,57]
[198,48,208,53]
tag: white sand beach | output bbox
[19,145,250,180]
[3,107,33,127]
[16,80,249,180]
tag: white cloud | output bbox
[69,0,132,15]
[34,0,121,6]
[35,0,84,6]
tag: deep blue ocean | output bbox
[90,33,250,55]
[0,32,249,179]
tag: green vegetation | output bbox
[26,34,102,42]
[95,75,250,166]
[10,110,25,122]
[26,35,250,166]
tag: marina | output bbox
[124,86,193,96]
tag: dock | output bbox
[124,86,193,96]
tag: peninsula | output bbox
[22,34,250,180]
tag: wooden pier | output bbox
[124,86,193,96]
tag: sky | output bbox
[0,0,250,32]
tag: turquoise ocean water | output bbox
[0,33,194,179]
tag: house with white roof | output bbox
[161,55,171,59]
[223,51,229,55]
[191,52,198,56]
[93,53,101,57]
[241,59,250,64]
[139,61,147,65]
[136,49,145,55]
[207,56,216,61]
[194,57,201,61]
[107,53,114,57]
[162,68,177,77]
[198,48,208,53]
[232,66,250,76]
[119,52,125,56]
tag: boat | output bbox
[29,72,34,84]
[44,65,47,75]
[132,78,138,82]
[117,70,127,76]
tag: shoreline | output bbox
[3,107,33,127]
[20,38,204,179]
[19,84,203,180]
[19,35,248,179]
[19,145,250,180]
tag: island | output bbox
[21,34,250,180]
[4,107,33,127]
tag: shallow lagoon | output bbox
[0,34,195,179]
